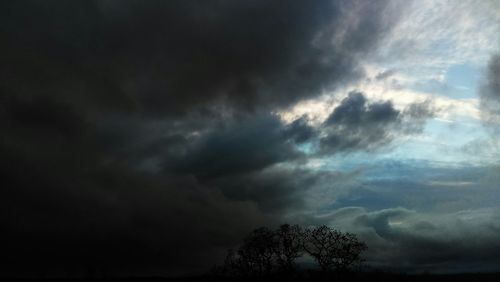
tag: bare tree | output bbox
[219,248,242,276]
[273,224,304,273]
[303,225,367,272]
[333,231,367,272]
[237,227,276,276]
[221,224,367,277]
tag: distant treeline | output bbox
[213,224,367,277]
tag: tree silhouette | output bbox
[303,225,367,273]
[237,227,276,276]
[273,224,304,273]
[220,224,367,277]
[333,231,368,272]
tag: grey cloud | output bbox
[399,99,435,134]
[163,114,303,179]
[480,53,500,131]
[375,69,396,80]
[325,92,399,126]
[205,167,316,214]
[355,207,412,229]
[319,92,433,153]
[308,207,500,273]
[283,116,318,144]
[363,208,500,273]
[205,166,361,215]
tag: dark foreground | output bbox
[3,273,500,282]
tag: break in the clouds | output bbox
[1,0,499,277]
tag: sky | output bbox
[1,0,500,277]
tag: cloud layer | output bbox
[0,0,495,277]
[318,206,500,273]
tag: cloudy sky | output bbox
[1,0,500,277]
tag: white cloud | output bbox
[378,0,500,71]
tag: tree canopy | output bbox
[218,224,367,277]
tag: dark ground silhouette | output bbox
[4,225,498,281]
[3,273,500,282]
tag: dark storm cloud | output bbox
[163,114,303,179]
[0,142,270,277]
[319,92,433,153]
[203,166,360,215]
[1,94,85,138]
[0,0,416,277]
[283,115,318,144]
[0,0,397,116]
